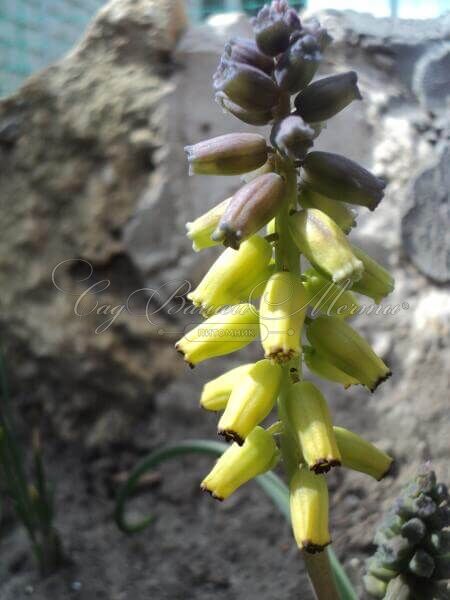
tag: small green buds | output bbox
[290,466,331,553]
[259,271,308,363]
[213,60,280,113]
[175,304,259,367]
[270,115,316,161]
[294,71,362,123]
[185,133,268,176]
[200,363,253,411]
[298,183,357,234]
[365,467,450,598]
[303,346,359,389]
[289,209,364,284]
[302,268,360,318]
[275,34,321,93]
[213,173,285,249]
[351,245,395,304]
[252,0,301,57]
[306,316,391,392]
[186,197,230,252]
[285,381,341,473]
[201,426,280,500]
[301,151,386,211]
[188,235,273,316]
[333,426,393,480]
[218,359,282,444]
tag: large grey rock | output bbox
[0,0,188,442]
[402,144,450,283]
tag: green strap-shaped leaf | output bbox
[114,439,357,600]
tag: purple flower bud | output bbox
[301,17,332,51]
[215,92,273,126]
[252,0,301,57]
[224,37,274,75]
[212,173,285,249]
[213,59,280,112]
[185,133,268,176]
[301,151,386,211]
[270,115,316,160]
[295,71,362,123]
[274,34,321,93]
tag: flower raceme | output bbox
[177,0,397,563]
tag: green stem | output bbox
[274,160,341,600]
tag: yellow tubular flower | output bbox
[259,271,308,363]
[334,426,393,480]
[303,346,359,389]
[285,381,341,473]
[302,268,360,319]
[218,359,282,444]
[200,363,253,411]
[289,209,364,284]
[201,426,280,500]
[186,197,231,252]
[188,235,273,317]
[298,185,357,234]
[306,316,392,392]
[175,304,259,367]
[290,466,331,553]
[350,244,395,304]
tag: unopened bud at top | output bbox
[185,133,268,176]
[295,71,362,123]
[301,17,332,51]
[252,0,301,57]
[301,151,386,211]
[289,209,364,284]
[216,93,273,126]
[224,37,274,74]
[270,115,317,161]
[274,34,321,94]
[213,59,280,113]
[201,426,280,500]
[213,173,285,249]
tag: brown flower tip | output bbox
[218,428,244,446]
[200,484,224,501]
[265,348,297,364]
[370,369,392,393]
[301,539,331,554]
[311,458,341,474]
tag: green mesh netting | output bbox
[0,0,306,97]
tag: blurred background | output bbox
[0,0,449,599]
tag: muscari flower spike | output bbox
[365,466,450,599]
[178,0,399,575]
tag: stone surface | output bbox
[0,3,449,600]
[402,144,450,283]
